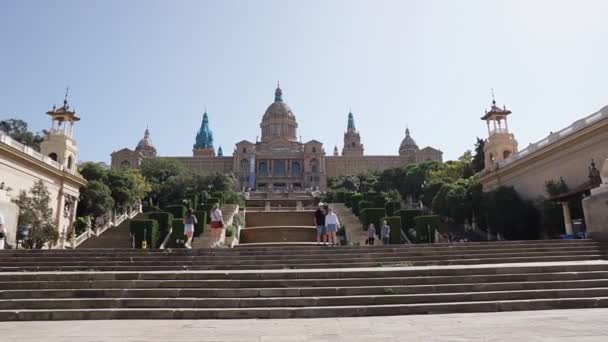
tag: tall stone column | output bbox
[560,201,573,235]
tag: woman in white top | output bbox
[324,207,340,246]
[209,204,225,248]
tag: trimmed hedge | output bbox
[171,218,185,244]
[359,208,386,231]
[206,197,221,206]
[129,219,159,249]
[383,216,402,244]
[193,210,207,236]
[196,204,214,223]
[351,194,364,215]
[385,201,401,217]
[358,201,374,217]
[164,205,186,219]
[363,192,385,207]
[395,209,423,232]
[148,212,174,246]
[211,191,225,203]
[344,193,354,208]
[414,215,440,243]
[336,191,346,203]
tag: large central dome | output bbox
[260,85,298,142]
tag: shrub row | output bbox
[129,219,159,249]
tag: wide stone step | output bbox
[0,248,600,265]
[2,263,607,283]
[0,245,599,260]
[0,254,603,271]
[1,297,607,320]
[3,287,608,310]
[2,239,600,253]
[3,279,608,299]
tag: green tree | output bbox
[78,181,115,217]
[0,118,47,152]
[78,162,109,182]
[471,138,485,173]
[12,180,59,249]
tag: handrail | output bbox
[159,227,173,249]
[400,230,413,244]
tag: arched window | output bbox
[312,147,316,153]
[242,147,247,153]
[48,153,58,161]
[120,160,131,168]
[258,162,268,176]
[503,150,511,159]
[67,156,73,170]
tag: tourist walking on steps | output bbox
[314,202,327,245]
[381,220,391,245]
[366,223,376,245]
[209,203,225,247]
[0,211,5,250]
[325,206,340,246]
[183,208,197,249]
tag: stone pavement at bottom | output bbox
[1,309,608,342]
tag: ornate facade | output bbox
[111,85,443,190]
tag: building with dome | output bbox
[111,85,442,190]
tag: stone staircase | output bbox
[76,214,144,249]
[331,203,367,245]
[0,240,606,320]
[191,204,239,248]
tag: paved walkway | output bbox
[1,309,607,341]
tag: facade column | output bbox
[560,201,574,235]
[486,121,491,136]
[504,117,509,132]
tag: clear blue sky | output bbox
[1,0,607,163]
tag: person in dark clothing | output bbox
[314,203,327,245]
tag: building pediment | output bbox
[419,146,442,154]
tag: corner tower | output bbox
[342,110,364,156]
[193,110,215,157]
[40,88,80,173]
[481,94,518,171]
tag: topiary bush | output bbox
[193,210,207,236]
[148,212,174,246]
[210,192,225,205]
[350,194,364,215]
[163,205,186,219]
[414,215,440,243]
[359,208,386,231]
[344,192,354,208]
[170,218,185,244]
[196,204,214,223]
[385,201,402,217]
[395,209,423,232]
[358,201,374,219]
[206,197,221,206]
[383,216,402,244]
[129,219,159,249]
[336,191,346,203]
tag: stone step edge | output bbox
[1,260,607,276]
[0,297,607,320]
[3,280,608,298]
[4,286,608,302]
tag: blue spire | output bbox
[347,110,356,130]
[274,82,283,102]
[194,111,214,149]
[218,145,223,157]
